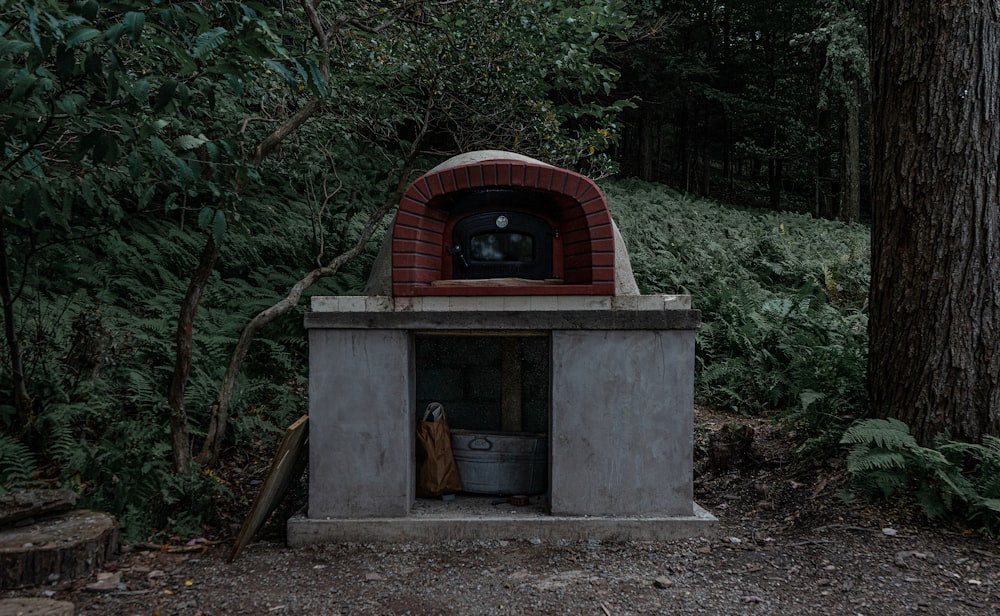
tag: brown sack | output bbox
[416,410,462,497]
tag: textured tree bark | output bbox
[839,78,861,223]
[816,107,836,219]
[0,489,76,527]
[0,510,118,589]
[869,1,1000,444]
[168,236,220,474]
[638,103,657,182]
[0,217,32,427]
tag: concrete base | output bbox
[286,501,717,546]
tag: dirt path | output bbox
[5,408,999,615]
[30,509,999,616]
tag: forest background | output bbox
[2,0,997,541]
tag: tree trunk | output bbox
[168,235,220,474]
[869,0,1000,444]
[768,155,782,210]
[0,217,32,426]
[839,78,861,223]
[816,108,836,219]
[678,102,691,190]
[638,103,656,182]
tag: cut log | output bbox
[0,510,118,589]
[0,490,78,528]
[0,598,75,615]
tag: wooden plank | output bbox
[430,278,562,287]
[228,415,309,562]
[501,338,523,432]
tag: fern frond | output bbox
[0,435,37,489]
[840,418,916,449]
[977,498,1000,514]
[193,27,228,59]
[981,435,1000,454]
[932,466,976,502]
[846,445,906,472]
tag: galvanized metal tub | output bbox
[450,430,547,495]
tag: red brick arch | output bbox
[391,159,616,297]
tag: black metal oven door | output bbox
[451,211,554,280]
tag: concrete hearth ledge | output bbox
[286,504,717,546]
[310,294,692,312]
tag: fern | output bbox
[192,27,228,59]
[842,417,1000,533]
[607,178,869,448]
[840,418,916,449]
[845,446,906,472]
[0,435,37,490]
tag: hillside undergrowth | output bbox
[606,179,870,455]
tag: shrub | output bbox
[842,418,1000,535]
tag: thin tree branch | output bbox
[251,98,321,167]
[2,101,55,176]
[197,100,435,466]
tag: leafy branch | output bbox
[197,100,434,465]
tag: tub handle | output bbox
[469,436,493,451]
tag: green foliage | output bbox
[606,178,869,448]
[0,0,635,542]
[842,419,1000,535]
[6,201,319,540]
[0,434,37,491]
[792,0,869,107]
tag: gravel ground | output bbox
[38,515,1000,615]
[6,409,999,615]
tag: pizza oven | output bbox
[290,151,714,545]
[390,151,616,296]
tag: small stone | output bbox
[653,576,673,589]
[728,537,743,544]
[882,527,897,536]
[696,546,712,554]
[529,537,542,545]
[364,573,383,581]
[85,571,122,592]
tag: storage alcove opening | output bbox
[414,332,551,514]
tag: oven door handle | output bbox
[448,244,469,269]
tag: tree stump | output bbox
[0,510,118,589]
[0,598,74,615]
[0,489,77,527]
